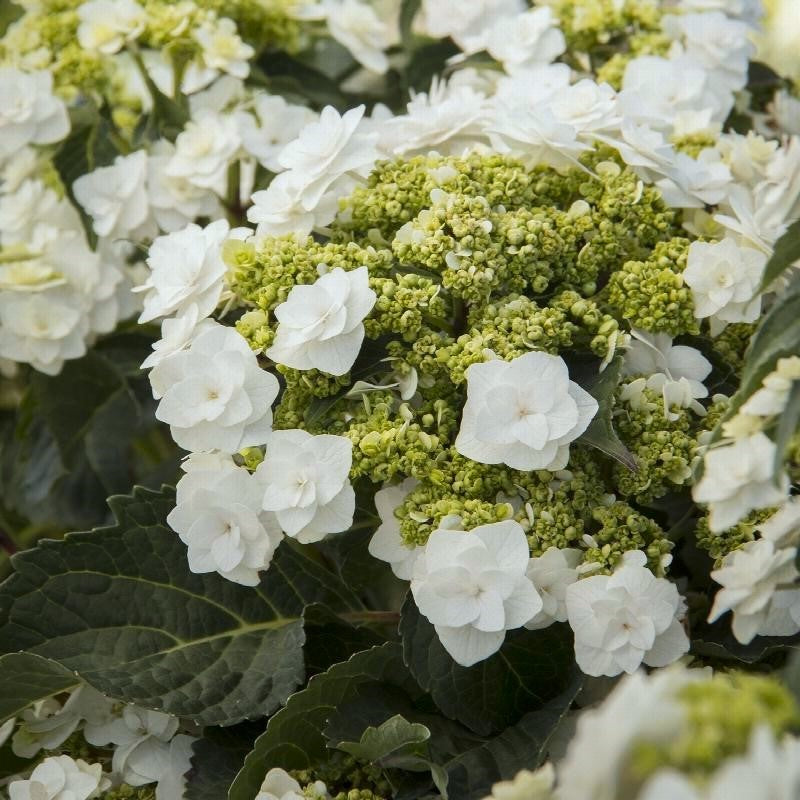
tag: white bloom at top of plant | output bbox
[455,351,598,471]
[151,322,279,452]
[168,453,282,585]
[276,105,381,211]
[368,477,420,579]
[73,150,150,239]
[12,685,112,759]
[193,16,254,80]
[167,111,241,193]
[410,520,542,667]
[684,237,765,323]
[565,550,689,677]
[236,94,317,173]
[137,219,232,324]
[76,0,146,54]
[548,79,620,141]
[415,0,525,54]
[708,537,799,644]
[484,7,565,71]
[557,666,702,800]
[0,68,69,157]
[705,725,800,800]
[9,755,108,800]
[481,764,555,800]
[693,432,789,532]
[323,0,394,74]
[266,265,376,376]
[146,140,221,232]
[257,767,329,800]
[257,429,355,544]
[380,79,490,157]
[524,547,581,630]
[741,356,800,417]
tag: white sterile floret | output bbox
[151,322,279,452]
[72,150,150,239]
[167,111,241,193]
[557,667,703,800]
[276,105,381,211]
[0,68,69,157]
[484,7,565,71]
[256,768,329,800]
[741,356,800,416]
[169,454,282,585]
[9,755,108,800]
[76,0,146,54]
[623,330,712,419]
[193,16,255,80]
[708,537,799,644]
[146,140,221,232]
[136,219,232,323]
[256,430,355,544]
[683,237,765,323]
[410,520,543,667]
[368,477,420,579]
[693,432,789,531]
[140,306,217,370]
[323,0,394,74]
[565,550,689,677]
[236,94,317,173]
[524,547,581,630]
[455,351,598,471]
[266,265,376,376]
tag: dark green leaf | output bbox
[228,644,416,800]
[335,714,430,763]
[0,652,79,723]
[758,219,800,293]
[400,596,578,735]
[186,723,263,800]
[445,679,582,800]
[577,356,637,471]
[0,486,362,725]
[691,618,800,664]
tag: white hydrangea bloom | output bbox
[0,68,69,157]
[236,94,317,173]
[76,0,146,54]
[693,433,789,531]
[8,755,108,800]
[565,550,689,677]
[637,771,699,800]
[167,111,241,193]
[410,520,543,667]
[256,768,329,800]
[484,7,565,71]
[247,171,323,237]
[481,764,555,800]
[266,265,376,376]
[656,150,733,209]
[136,219,232,323]
[368,477,421,579]
[455,352,598,471]
[151,322,279,452]
[708,538,799,644]
[257,430,355,544]
[707,726,800,800]
[557,667,702,800]
[684,237,765,323]
[275,105,381,211]
[72,150,151,239]
[193,16,255,81]
[146,140,221,232]
[524,547,581,630]
[740,356,800,417]
[140,306,217,370]
[168,453,283,585]
[323,0,394,74]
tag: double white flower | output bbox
[267,266,376,376]
[411,520,542,667]
[455,351,598,471]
